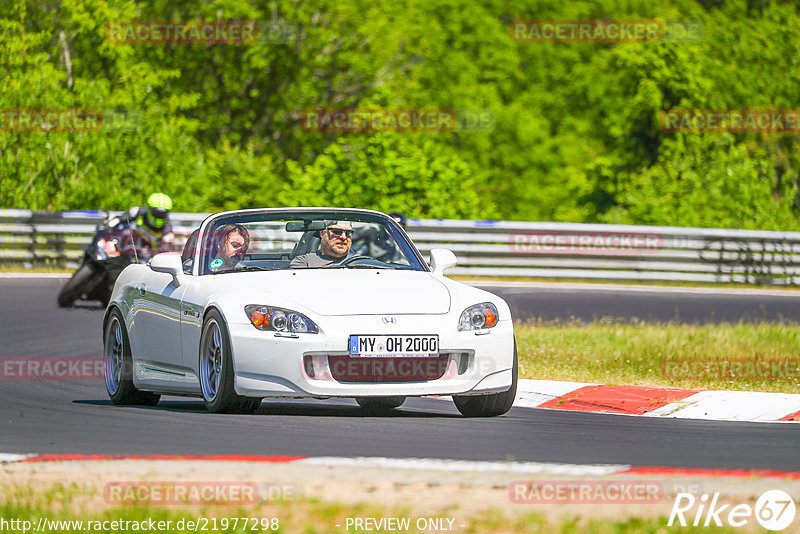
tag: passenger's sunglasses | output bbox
[327,228,353,238]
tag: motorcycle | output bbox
[57,213,156,307]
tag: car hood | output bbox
[235,269,451,316]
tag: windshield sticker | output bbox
[210,258,224,270]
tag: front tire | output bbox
[453,343,518,417]
[104,309,160,406]
[356,396,406,411]
[58,263,95,307]
[199,310,261,414]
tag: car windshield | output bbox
[196,211,425,275]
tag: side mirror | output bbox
[429,248,457,274]
[149,253,184,283]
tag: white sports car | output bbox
[103,208,517,417]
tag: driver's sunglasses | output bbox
[327,228,353,238]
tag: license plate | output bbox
[349,335,439,358]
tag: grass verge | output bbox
[0,482,732,534]
[516,320,800,393]
[0,266,72,273]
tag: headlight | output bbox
[95,238,120,261]
[458,302,499,331]
[95,241,108,261]
[245,305,319,334]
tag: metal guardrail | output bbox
[2,209,800,285]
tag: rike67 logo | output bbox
[669,490,796,530]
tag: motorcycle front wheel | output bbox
[57,263,96,307]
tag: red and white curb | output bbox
[513,379,800,423]
[2,453,800,480]
[3,453,800,481]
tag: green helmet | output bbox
[147,192,173,211]
[145,193,173,230]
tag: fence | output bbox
[2,209,800,285]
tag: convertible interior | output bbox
[179,220,406,273]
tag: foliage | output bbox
[2,0,800,230]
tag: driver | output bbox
[289,220,354,268]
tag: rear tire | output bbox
[356,396,406,411]
[58,263,95,307]
[104,309,161,406]
[199,309,261,414]
[453,343,517,417]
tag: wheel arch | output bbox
[102,304,124,337]
[200,305,239,366]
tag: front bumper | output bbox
[228,315,514,398]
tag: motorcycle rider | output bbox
[57,193,175,307]
[128,192,175,254]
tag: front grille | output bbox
[327,355,451,382]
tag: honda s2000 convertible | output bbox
[103,208,517,416]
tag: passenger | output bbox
[289,221,354,268]
[210,224,250,271]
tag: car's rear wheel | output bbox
[453,343,517,417]
[199,309,261,414]
[104,309,160,406]
[355,396,406,411]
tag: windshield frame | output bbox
[191,208,427,276]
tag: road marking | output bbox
[297,456,629,476]
[0,453,34,462]
[467,280,800,298]
[0,273,71,279]
[14,453,307,463]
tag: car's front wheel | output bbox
[199,309,261,414]
[453,343,518,417]
[104,309,160,406]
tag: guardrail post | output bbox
[27,211,37,270]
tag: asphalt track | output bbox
[470,282,800,323]
[0,279,798,470]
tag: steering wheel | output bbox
[316,254,375,269]
[336,255,373,266]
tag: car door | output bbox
[129,266,187,375]
[179,278,205,387]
